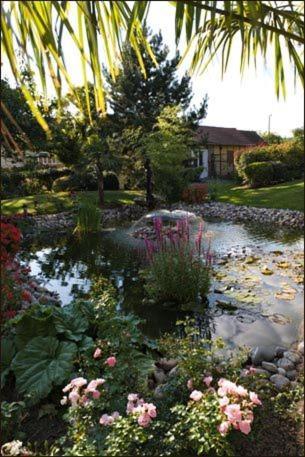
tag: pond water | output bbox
[21,218,304,349]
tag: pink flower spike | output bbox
[105,356,117,367]
[93,347,102,359]
[239,420,252,435]
[203,376,213,387]
[218,421,230,436]
[190,390,203,402]
[111,411,121,419]
[249,391,262,405]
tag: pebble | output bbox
[153,385,165,399]
[275,346,288,358]
[277,368,286,376]
[261,361,278,373]
[277,357,295,371]
[270,374,290,390]
[298,341,304,355]
[156,359,178,372]
[153,368,167,385]
[286,370,297,380]
[283,351,301,364]
[168,366,179,377]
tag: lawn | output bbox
[210,179,304,212]
[2,190,144,216]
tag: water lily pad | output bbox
[261,266,274,275]
[275,286,296,300]
[263,313,292,325]
[276,261,291,269]
[245,256,260,264]
[293,275,304,284]
[214,272,227,280]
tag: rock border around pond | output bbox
[20,201,304,235]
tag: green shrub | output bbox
[1,167,71,197]
[243,162,274,187]
[235,140,304,186]
[22,177,44,195]
[52,175,76,192]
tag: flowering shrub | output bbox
[0,218,21,265]
[142,218,211,306]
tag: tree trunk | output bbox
[96,163,104,208]
[144,158,154,209]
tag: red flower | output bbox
[21,290,32,302]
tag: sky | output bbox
[2,1,303,136]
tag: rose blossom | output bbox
[203,376,213,387]
[249,391,262,405]
[218,421,230,436]
[224,404,242,422]
[138,413,151,427]
[187,379,194,390]
[93,348,102,359]
[68,390,80,406]
[239,420,252,435]
[190,390,203,402]
[105,356,117,367]
[128,393,139,402]
[60,396,68,405]
[219,396,230,408]
[63,377,87,392]
[100,414,114,426]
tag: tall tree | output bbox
[107,30,208,207]
[143,106,198,202]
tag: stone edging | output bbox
[22,201,304,234]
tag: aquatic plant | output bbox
[143,217,212,306]
[73,196,101,236]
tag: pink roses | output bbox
[61,377,105,407]
[187,375,261,438]
[100,411,120,426]
[126,393,157,427]
[216,378,262,436]
[105,356,117,367]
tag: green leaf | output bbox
[53,306,88,341]
[14,308,57,351]
[78,335,95,353]
[1,337,16,388]
[12,336,77,403]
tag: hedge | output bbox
[1,167,71,198]
[235,139,304,187]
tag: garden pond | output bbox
[21,216,304,350]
